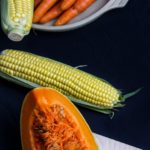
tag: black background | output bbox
[0,0,150,149]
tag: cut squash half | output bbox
[20,87,99,150]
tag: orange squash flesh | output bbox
[20,88,99,150]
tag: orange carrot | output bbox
[39,3,62,23]
[33,0,59,23]
[74,0,95,13]
[34,0,43,8]
[54,7,78,26]
[55,0,95,26]
[39,0,77,24]
[61,0,77,10]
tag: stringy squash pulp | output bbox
[20,88,99,150]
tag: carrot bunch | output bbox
[33,0,95,26]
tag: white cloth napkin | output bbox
[93,133,142,150]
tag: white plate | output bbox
[32,0,129,32]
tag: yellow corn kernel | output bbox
[0,50,121,109]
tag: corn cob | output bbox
[1,0,34,41]
[0,49,140,115]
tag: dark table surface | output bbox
[0,0,150,149]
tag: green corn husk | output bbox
[1,0,34,41]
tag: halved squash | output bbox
[20,87,99,150]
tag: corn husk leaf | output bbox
[0,71,141,116]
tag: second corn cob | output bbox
[0,49,140,115]
[1,0,34,41]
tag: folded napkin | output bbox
[93,133,142,150]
